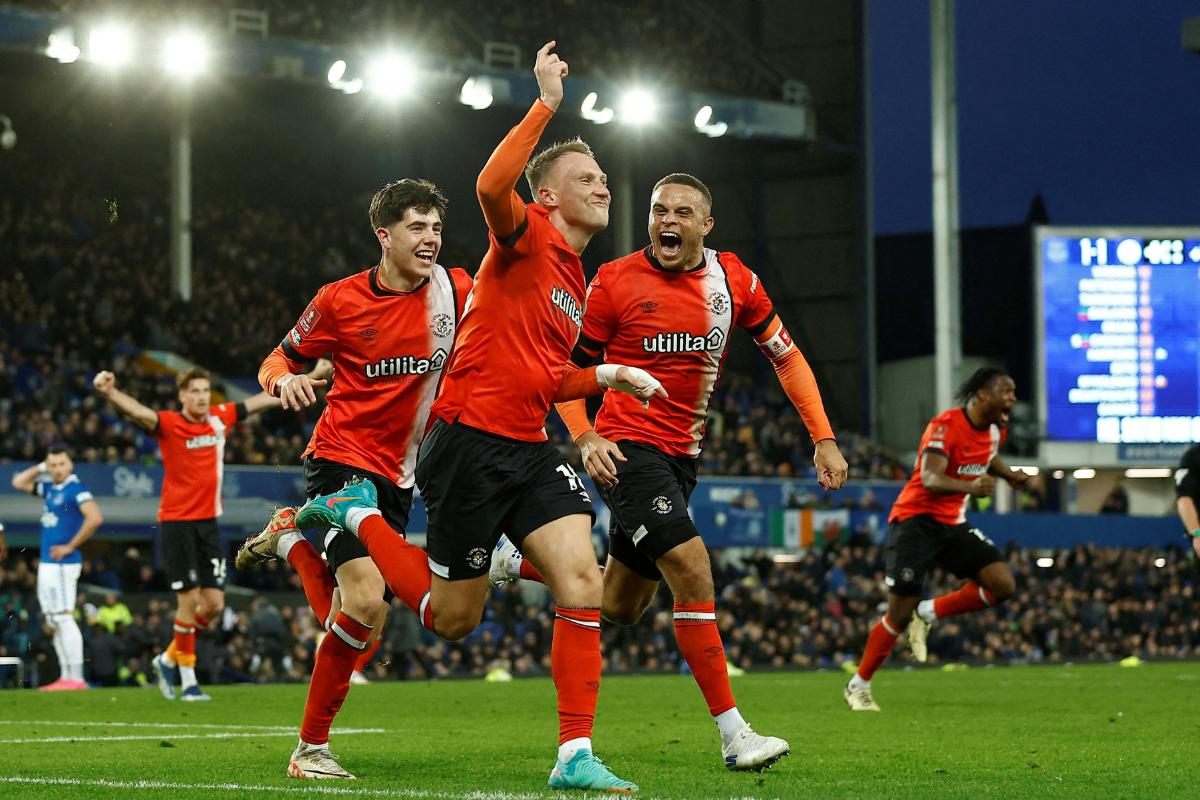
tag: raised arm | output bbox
[476,41,565,239]
[93,370,158,432]
[11,461,45,494]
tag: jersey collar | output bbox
[369,265,431,297]
[960,406,991,432]
[642,245,706,273]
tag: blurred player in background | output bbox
[237,178,471,780]
[1174,444,1200,565]
[845,367,1028,711]
[509,172,848,771]
[11,447,103,691]
[295,42,660,793]
[94,367,279,701]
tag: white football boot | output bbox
[907,614,931,663]
[844,683,881,712]
[288,743,356,780]
[487,534,523,588]
[722,725,790,771]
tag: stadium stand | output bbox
[2,541,1196,689]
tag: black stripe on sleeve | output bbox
[746,308,777,338]
[500,218,529,249]
[281,335,305,364]
[234,402,248,422]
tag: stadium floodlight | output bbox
[618,88,658,126]
[1011,465,1039,476]
[88,24,133,67]
[340,78,364,95]
[693,106,728,138]
[366,53,417,99]
[459,77,493,110]
[46,28,80,64]
[580,92,614,124]
[1035,557,1054,568]
[1072,468,1096,479]
[327,60,347,84]
[1154,558,1166,568]
[161,30,211,79]
[1051,470,1065,479]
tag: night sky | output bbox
[869,1,1200,234]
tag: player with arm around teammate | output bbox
[94,366,280,701]
[503,172,849,771]
[291,43,661,793]
[845,367,1027,711]
[236,178,473,780]
[12,447,103,690]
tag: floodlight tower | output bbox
[162,29,210,302]
[931,0,962,410]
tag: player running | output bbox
[11,447,103,691]
[1175,444,1200,564]
[94,367,280,701]
[494,172,848,771]
[293,43,658,793]
[236,178,472,780]
[844,367,1027,711]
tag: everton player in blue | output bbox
[11,447,104,691]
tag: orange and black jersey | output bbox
[571,246,778,457]
[891,408,1006,526]
[261,265,471,487]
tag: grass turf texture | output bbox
[1,663,1197,799]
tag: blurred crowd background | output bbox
[2,541,1196,688]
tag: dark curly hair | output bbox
[956,367,1009,404]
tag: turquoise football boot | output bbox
[294,478,379,531]
[548,750,638,793]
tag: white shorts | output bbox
[37,562,82,616]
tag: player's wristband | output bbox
[1190,529,1200,539]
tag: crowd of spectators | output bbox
[1,149,910,477]
[2,540,1196,689]
[7,0,788,100]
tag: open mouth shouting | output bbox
[414,249,435,265]
[658,231,683,260]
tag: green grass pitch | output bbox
[1,663,1197,799]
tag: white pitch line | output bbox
[0,720,303,731]
[0,776,546,800]
[0,728,385,745]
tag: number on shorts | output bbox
[556,464,581,491]
[211,557,228,581]
[970,528,995,546]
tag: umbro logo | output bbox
[639,301,658,314]
[360,328,378,339]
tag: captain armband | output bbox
[757,324,796,362]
